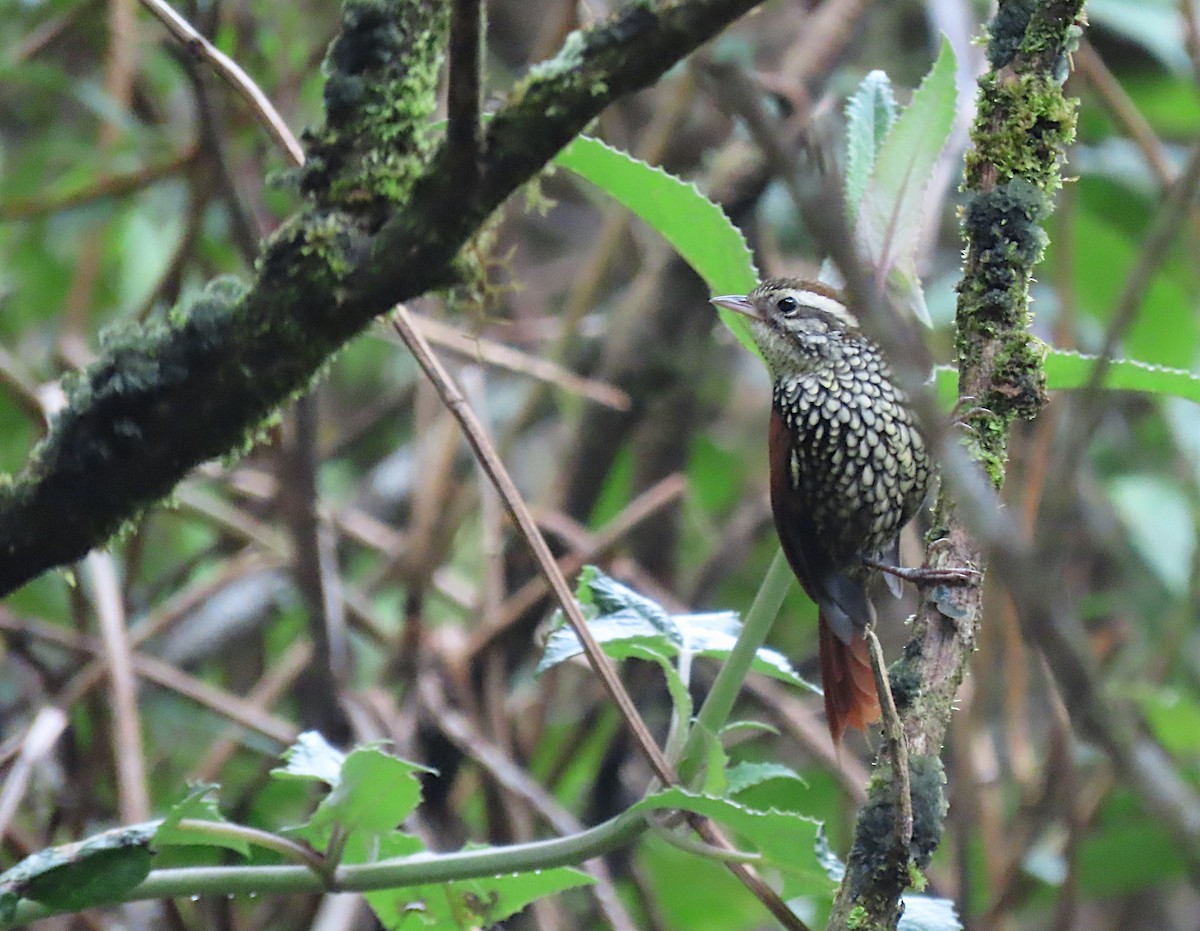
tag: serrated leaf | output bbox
[1044,350,1200,402]
[553,136,759,355]
[856,38,957,325]
[633,788,829,899]
[154,784,249,857]
[296,746,435,848]
[898,894,962,931]
[813,825,845,882]
[0,823,157,913]
[934,350,1200,408]
[537,613,676,673]
[726,761,808,795]
[586,571,674,630]
[271,731,346,786]
[537,568,816,692]
[844,70,898,220]
[676,611,817,691]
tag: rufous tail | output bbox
[817,612,882,744]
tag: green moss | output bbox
[847,905,869,929]
[966,74,1076,191]
[300,0,449,218]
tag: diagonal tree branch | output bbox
[0,0,766,597]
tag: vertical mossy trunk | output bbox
[826,2,1083,928]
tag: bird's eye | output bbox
[776,296,799,317]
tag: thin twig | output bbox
[137,0,305,166]
[864,627,913,851]
[401,315,632,410]
[389,304,677,786]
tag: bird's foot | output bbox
[862,558,979,587]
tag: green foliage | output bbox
[854,39,958,325]
[843,71,898,223]
[553,135,759,353]
[0,823,157,919]
[154,785,250,856]
[631,787,829,899]
[538,565,815,691]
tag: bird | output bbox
[712,277,940,743]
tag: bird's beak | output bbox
[709,294,758,320]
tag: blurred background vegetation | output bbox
[2,0,1199,928]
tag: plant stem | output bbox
[1,810,648,928]
[680,548,793,774]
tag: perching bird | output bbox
[712,278,938,743]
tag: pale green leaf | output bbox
[934,350,1200,407]
[538,567,815,691]
[271,731,345,786]
[725,761,808,796]
[856,39,957,325]
[844,70,898,220]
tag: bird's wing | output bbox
[768,409,870,644]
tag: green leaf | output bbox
[898,895,962,931]
[0,823,157,915]
[359,835,594,930]
[843,70,898,221]
[934,350,1200,407]
[1043,350,1200,403]
[1107,475,1195,596]
[855,38,957,325]
[154,784,250,857]
[725,761,808,796]
[538,567,816,691]
[554,136,759,354]
[1051,203,1197,368]
[271,730,346,786]
[296,746,435,848]
[698,725,730,797]
[633,788,829,899]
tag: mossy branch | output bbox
[825,2,1084,928]
[0,0,764,597]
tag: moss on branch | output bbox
[828,2,1084,928]
[0,0,765,596]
